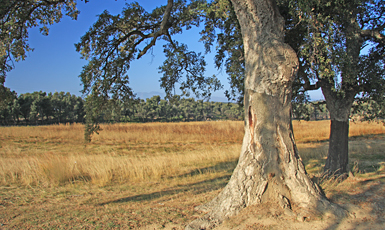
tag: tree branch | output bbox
[361,28,385,44]
[303,77,321,91]
[298,64,321,91]
[137,0,173,59]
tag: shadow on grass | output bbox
[321,176,385,230]
[98,176,230,205]
[98,160,238,205]
[290,136,385,229]
[349,133,385,140]
[176,160,238,178]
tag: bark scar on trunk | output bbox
[248,106,253,130]
[248,105,260,153]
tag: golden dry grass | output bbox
[0,121,243,187]
[293,120,385,143]
[1,120,384,187]
[1,120,385,229]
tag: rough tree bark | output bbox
[187,0,348,229]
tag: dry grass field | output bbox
[1,120,385,229]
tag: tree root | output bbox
[186,196,352,230]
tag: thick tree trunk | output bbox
[187,0,348,229]
[322,86,355,176]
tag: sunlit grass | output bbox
[0,121,242,187]
[0,120,384,187]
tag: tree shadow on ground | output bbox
[175,160,238,178]
[98,160,238,205]
[316,136,385,229]
[320,175,385,230]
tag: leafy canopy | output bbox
[292,0,384,91]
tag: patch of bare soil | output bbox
[218,176,385,230]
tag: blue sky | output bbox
[5,0,324,101]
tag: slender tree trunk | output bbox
[326,119,349,174]
[187,0,348,229]
[322,85,355,175]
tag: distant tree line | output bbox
[0,91,85,126]
[292,100,330,121]
[0,91,244,125]
[1,89,379,126]
[104,95,245,123]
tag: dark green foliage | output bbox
[102,95,244,123]
[289,0,385,103]
[159,42,222,100]
[1,87,333,129]
[0,89,247,126]
[75,0,211,100]
[0,85,17,124]
[292,100,329,121]
[84,93,103,143]
[0,89,84,126]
